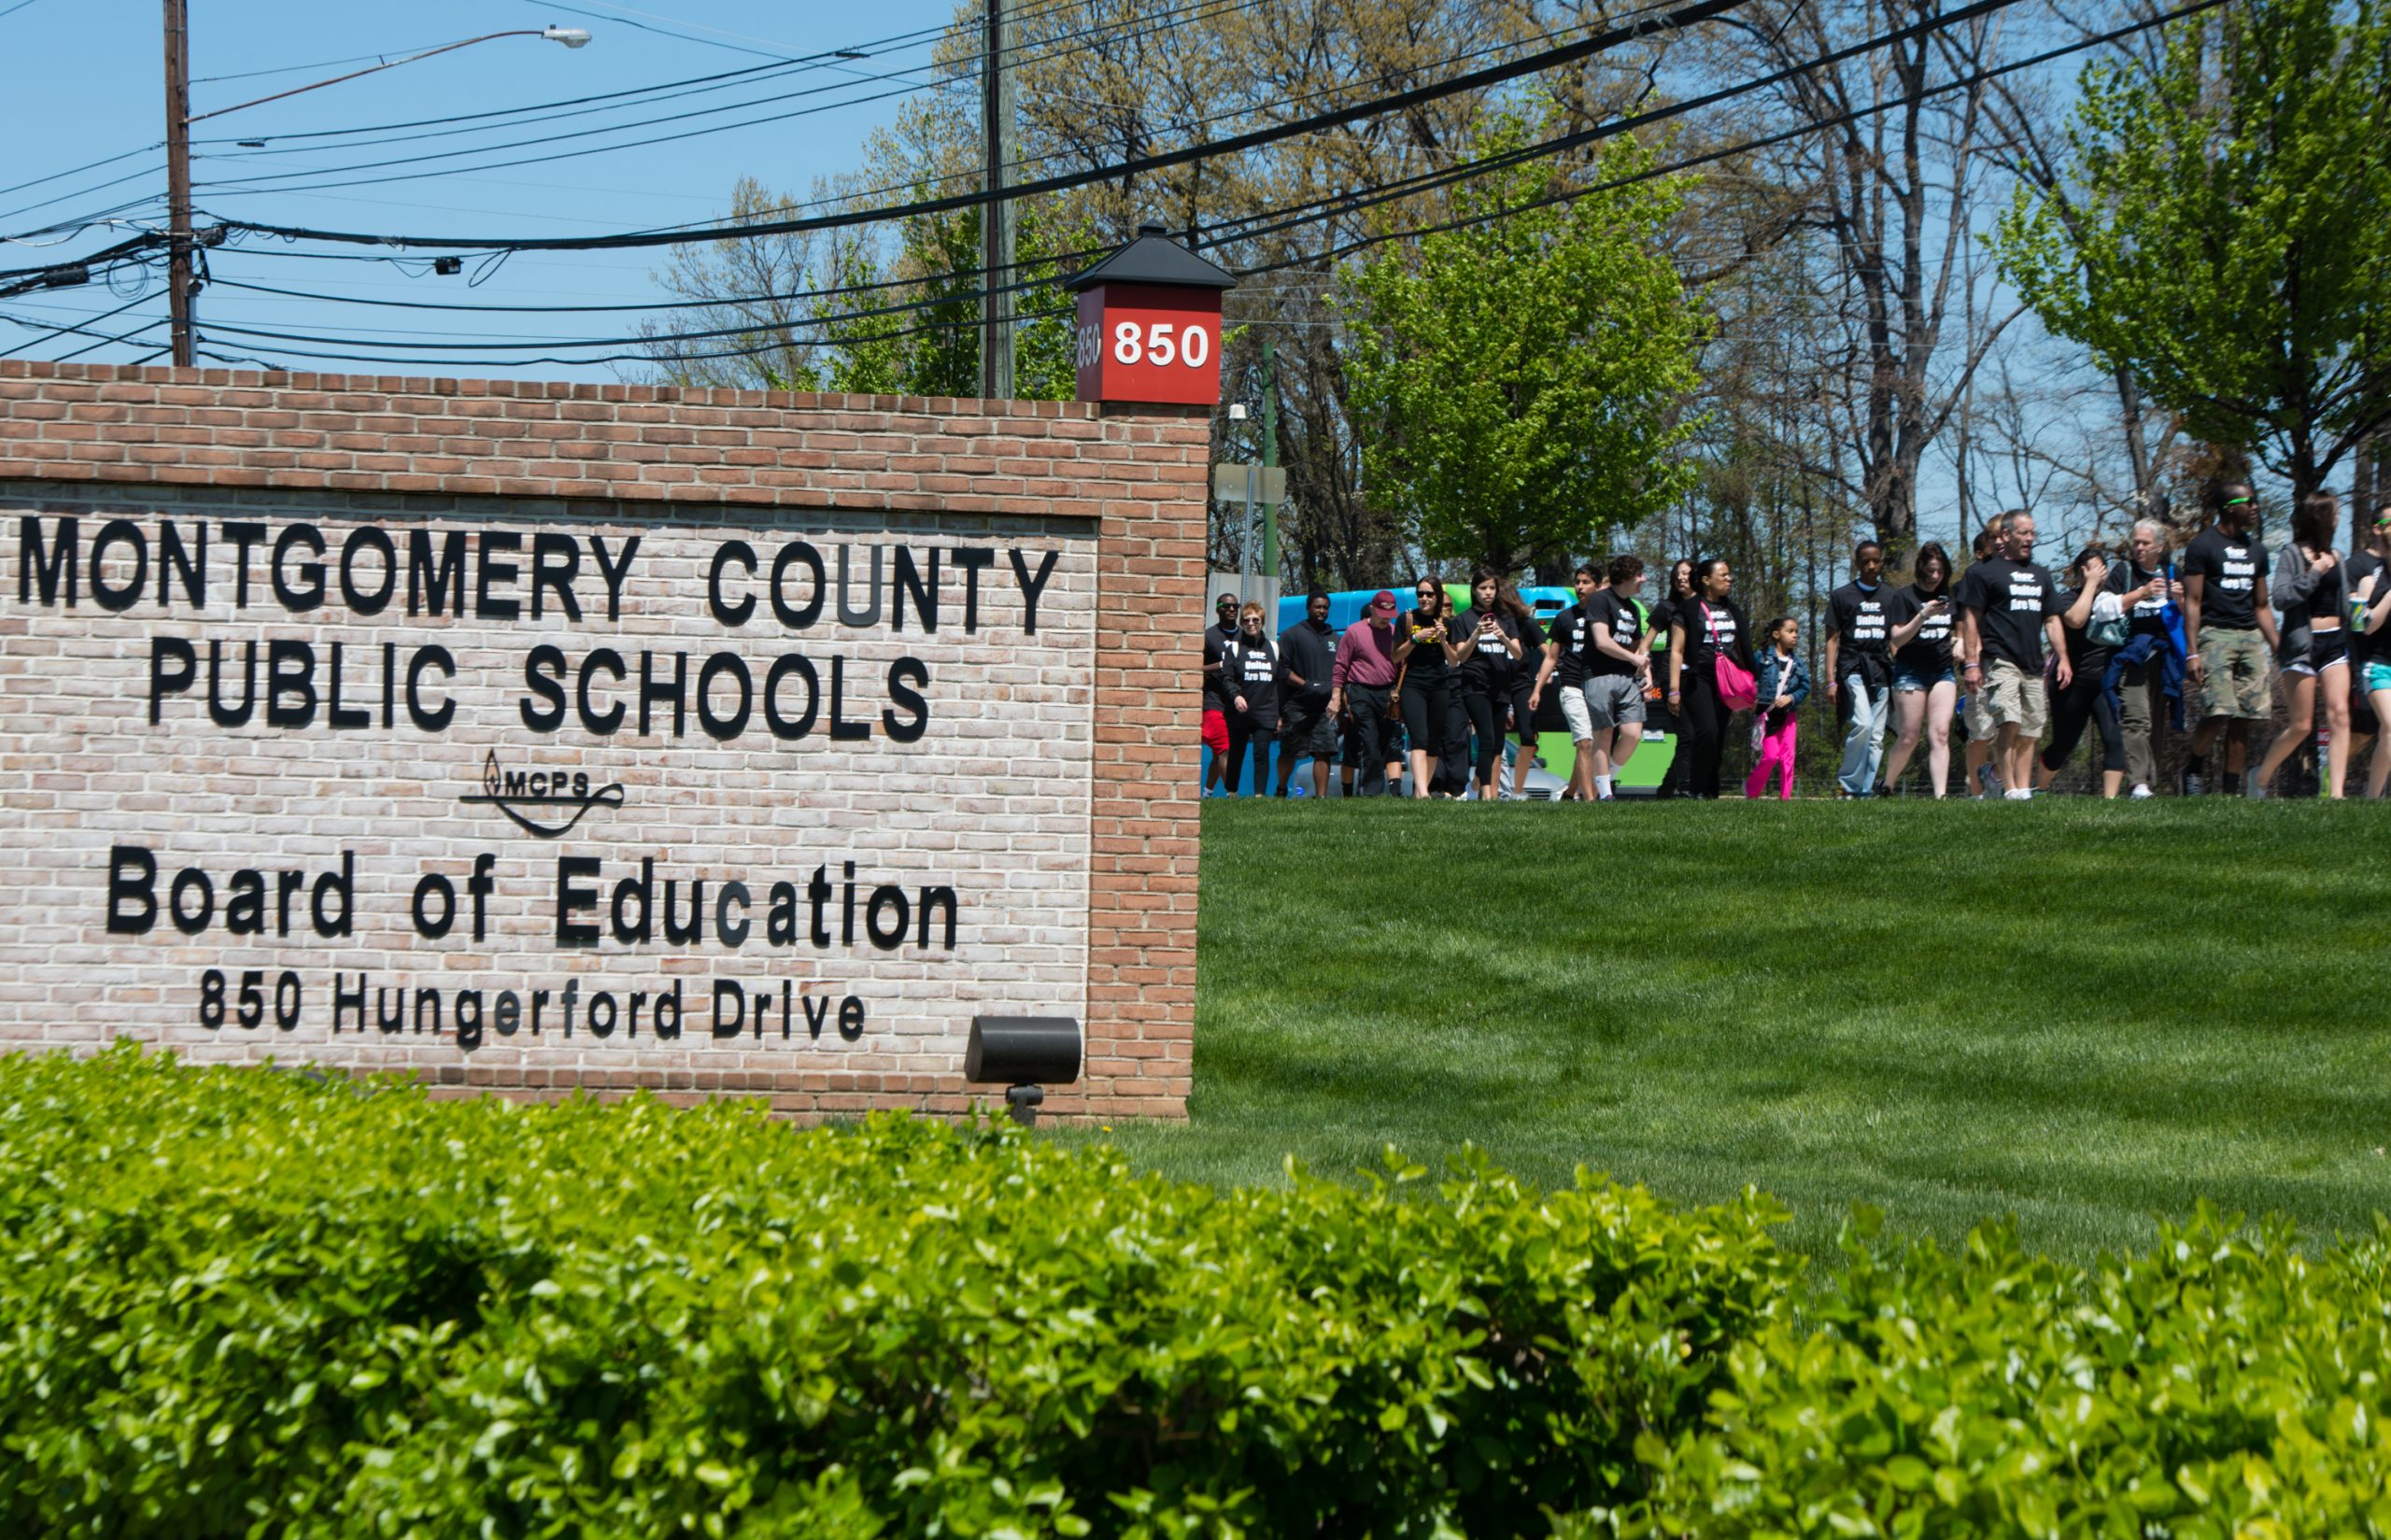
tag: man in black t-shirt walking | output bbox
[1825,540,1895,797]
[1201,592,1239,796]
[1955,509,2071,799]
[2180,482,2277,795]
[1274,589,1338,798]
[1579,556,1654,800]
[1530,565,1605,800]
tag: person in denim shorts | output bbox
[1881,541,1959,797]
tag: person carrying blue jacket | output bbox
[1746,616,1811,799]
[2101,518,2187,798]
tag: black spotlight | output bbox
[966,1016,1081,1127]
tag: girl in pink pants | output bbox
[1745,616,1808,799]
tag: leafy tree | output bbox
[817,199,1081,401]
[1996,0,2391,498]
[639,177,1079,402]
[1338,114,1709,575]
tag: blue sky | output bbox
[0,0,964,379]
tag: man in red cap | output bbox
[1329,590,1403,795]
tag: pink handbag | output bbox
[1705,603,1759,710]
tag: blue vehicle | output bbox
[1198,585,1677,796]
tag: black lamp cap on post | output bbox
[966,1015,1082,1127]
[1060,221,1238,295]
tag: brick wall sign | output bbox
[0,363,1206,1118]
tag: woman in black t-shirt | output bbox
[1222,601,1280,798]
[1650,558,1696,798]
[1394,578,1463,798]
[1453,569,1535,800]
[1880,542,1959,797]
[1666,557,1753,798]
[2037,547,2129,798]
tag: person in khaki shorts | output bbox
[1955,509,2071,799]
[1959,524,2008,797]
[2180,481,2277,795]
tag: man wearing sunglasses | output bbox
[1202,592,1240,797]
[2181,482,2278,795]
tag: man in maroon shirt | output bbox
[1329,591,1402,796]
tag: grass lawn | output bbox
[1081,798,2391,1263]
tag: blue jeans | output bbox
[1838,673,1890,795]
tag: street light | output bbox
[162,7,594,364]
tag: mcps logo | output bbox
[459,750,626,838]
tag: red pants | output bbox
[1745,712,1797,799]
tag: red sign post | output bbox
[1066,224,1238,408]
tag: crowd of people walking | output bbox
[1200,483,2391,800]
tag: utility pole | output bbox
[1259,340,1280,590]
[978,0,1016,400]
[163,0,194,368]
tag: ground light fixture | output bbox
[966,1016,1082,1126]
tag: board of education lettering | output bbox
[0,502,1096,1073]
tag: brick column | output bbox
[1079,404,1210,1118]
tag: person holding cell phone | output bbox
[1880,541,1959,798]
[1395,578,1463,798]
[2037,546,2133,798]
[1453,569,1535,801]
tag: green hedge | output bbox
[0,1046,1788,1537]
[1,1049,2385,1538]
[1600,1208,2391,1538]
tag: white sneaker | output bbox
[2129,784,2153,799]
[2004,787,2032,800]
[2246,780,2268,800]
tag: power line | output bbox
[0,294,164,360]
[207,0,1750,254]
[191,0,2018,331]
[177,0,2207,372]
[192,0,1270,199]
[0,289,150,354]
[192,38,479,86]
[619,0,1679,239]
[1242,0,2226,279]
[182,0,1102,149]
[0,145,161,204]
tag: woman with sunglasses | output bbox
[1221,601,1280,798]
[1666,557,1753,798]
[1395,578,1463,798]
